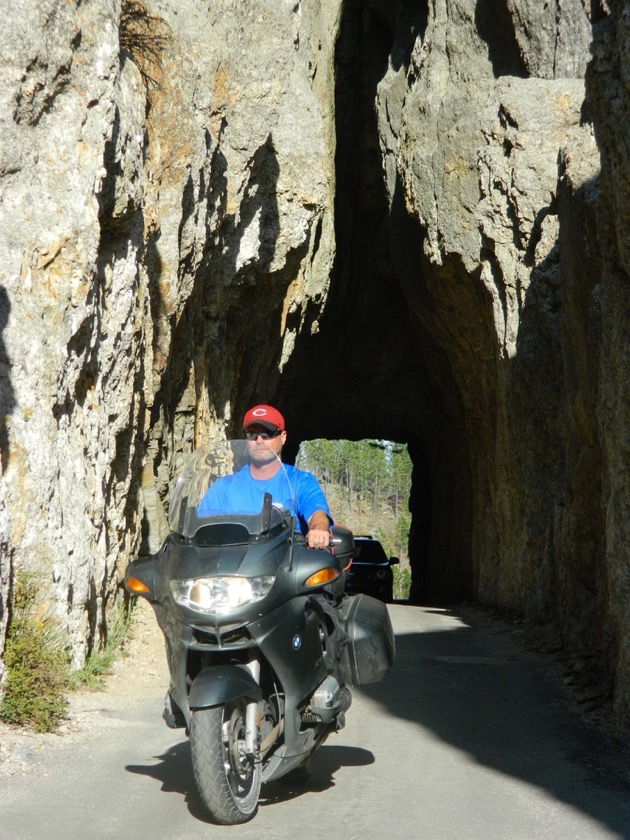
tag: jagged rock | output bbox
[1,0,630,729]
[0,0,339,666]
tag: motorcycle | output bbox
[124,440,395,824]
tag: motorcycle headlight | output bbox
[170,575,275,614]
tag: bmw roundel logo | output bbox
[292,635,302,651]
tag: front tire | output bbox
[190,700,261,825]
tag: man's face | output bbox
[244,425,286,467]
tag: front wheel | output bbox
[190,700,261,825]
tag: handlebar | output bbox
[295,525,354,554]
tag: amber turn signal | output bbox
[304,568,339,587]
[126,576,151,594]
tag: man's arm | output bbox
[306,509,332,549]
[294,467,333,548]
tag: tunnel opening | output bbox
[295,437,414,600]
[277,0,473,606]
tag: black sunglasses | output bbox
[243,428,282,441]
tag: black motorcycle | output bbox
[125,440,395,824]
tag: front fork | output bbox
[244,658,261,757]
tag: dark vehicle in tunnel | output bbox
[345,535,399,602]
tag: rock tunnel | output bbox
[5,0,630,723]
[278,1,473,605]
[147,1,479,607]
[146,0,601,628]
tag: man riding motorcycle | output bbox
[126,413,395,824]
[194,404,351,721]
[198,404,332,546]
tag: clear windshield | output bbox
[168,440,297,540]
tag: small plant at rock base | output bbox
[0,575,69,732]
[69,603,132,691]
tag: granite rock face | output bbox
[1,0,630,725]
[0,0,340,674]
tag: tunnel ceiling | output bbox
[275,0,475,604]
[278,0,454,449]
[271,0,598,612]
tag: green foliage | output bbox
[0,577,132,731]
[393,565,412,601]
[71,605,131,689]
[297,438,412,519]
[393,513,411,559]
[0,575,69,732]
[68,604,131,691]
[297,438,414,599]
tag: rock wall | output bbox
[375,3,595,618]
[584,1,630,721]
[2,0,630,727]
[0,0,340,674]
[368,0,630,719]
[281,0,628,723]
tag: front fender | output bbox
[189,665,263,710]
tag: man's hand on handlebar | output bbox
[306,510,333,549]
[306,528,332,550]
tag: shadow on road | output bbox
[261,744,374,806]
[360,604,630,839]
[126,741,215,823]
[126,737,373,822]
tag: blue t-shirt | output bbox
[197,464,332,535]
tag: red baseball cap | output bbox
[242,404,285,432]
